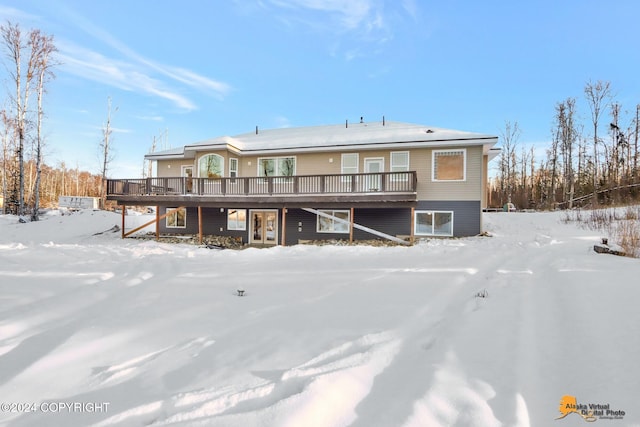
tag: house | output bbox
[106,119,500,246]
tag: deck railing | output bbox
[107,171,417,197]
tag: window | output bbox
[166,207,186,228]
[414,211,453,236]
[390,151,409,181]
[432,149,465,181]
[341,153,359,174]
[258,157,295,181]
[317,210,350,233]
[227,209,246,230]
[341,153,358,183]
[199,154,224,178]
[229,158,238,182]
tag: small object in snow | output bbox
[93,225,121,235]
[594,242,626,257]
[475,289,489,298]
[601,237,608,245]
[18,216,29,223]
[237,289,245,297]
[206,244,225,250]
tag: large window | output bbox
[317,210,350,234]
[390,151,409,181]
[166,207,186,228]
[415,211,453,236]
[432,149,465,181]
[199,154,224,178]
[258,157,295,179]
[227,209,246,230]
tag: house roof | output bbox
[146,120,499,160]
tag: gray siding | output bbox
[154,202,481,244]
[283,208,411,244]
[158,207,250,243]
[416,200,481,237]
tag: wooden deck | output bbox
[107,172,417,207]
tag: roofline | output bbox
[153,137,498,158]
[144,122,499,160]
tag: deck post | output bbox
[281,208,287,246]
[198,206,203,245]
[410,207,415,245]
[121,205,126,239]
[156,206,160,240]
[350,207,354,243]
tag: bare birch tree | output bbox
[584,80,611,202]
[99,97,117,209]
[30,30,57,221]
[499,121,521,206]
[1,22,56,218]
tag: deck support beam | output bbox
[121,205,126,239]
[349,207,354,243]
[281,208,287,246]
[198,206,203,245]
[410,207,415,245]
[156,206,160,240]
[123,207,185,238]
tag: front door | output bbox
[364,158,384,191]
[250,210,278,245]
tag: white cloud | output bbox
[54,6,230,110]
[263,0,415,59]
[57,42,197,111]
[266,0,380,33]
[0,6,39,22]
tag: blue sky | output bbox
[2,0,640,177]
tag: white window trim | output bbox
[166,207,187,229]
[390,151,410,181]
[198,153,225,178]
[227,208,246,231]
[229,158,238,178]
[257,156,296,180]
[431,149,466,182]
[414,210,454,237]
[316,209,351,234]
[341,153,359,174]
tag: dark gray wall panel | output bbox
[415,200,481,237]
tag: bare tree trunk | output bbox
[634,104,639,180]
[499,121,521,207]
[99,97,117,209]
[30,31,56,220]
[584,80,611,205]
[1,23,56,218]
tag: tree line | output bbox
[1,21,116,217]
[491,80,640,210]
[1,158,103,213]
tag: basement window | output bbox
[317,209,350,233]
[166,207,186,228]
[414,211,453,236]
[227,209,246,231]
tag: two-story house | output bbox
[106,120,500,246]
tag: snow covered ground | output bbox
[0,209,638,427]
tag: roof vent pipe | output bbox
[256,125,258,135]
[345,119,348,128]
[360,116,364,123]
[383,115,385,126]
